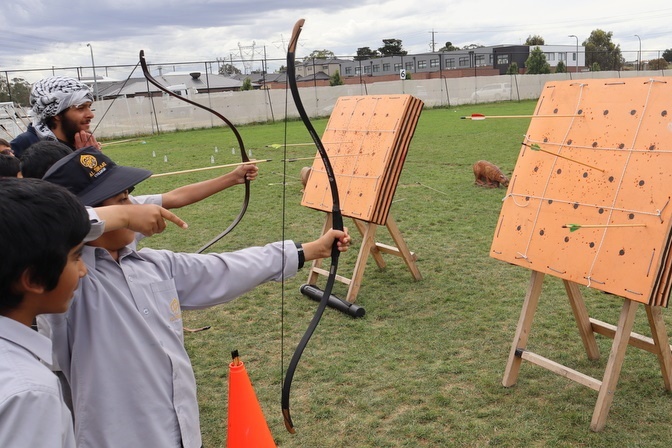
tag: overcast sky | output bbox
[2,1,671,81]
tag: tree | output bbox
[0,77,31,106]
[330,70,344,86]
[506,62,519,74]
[439,41,460,52]
[378,39,407,56]
[304,49,335,62]
[240,78,253,91]
[462,43,484,50]
[218,63,241,76]
[662,49,672,63]
[555,60,567,73]
[590,62,601,71]
[648,58,669,70]
[354,47,380,61]
[583,29,624,71]
[525,47,551,74]
[525,35,545,45]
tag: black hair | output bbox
[0,153,20,177]
[0,177,91,311]
[44,113,60,131]
[20,140,73,179]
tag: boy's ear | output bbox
[14,268,46,295]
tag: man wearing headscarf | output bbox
[10,76,101,158]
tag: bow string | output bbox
[139,50,250,252]
[281,18,344,434]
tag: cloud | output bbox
[2,1,670,82]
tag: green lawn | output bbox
[103,100,672,447]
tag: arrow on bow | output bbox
[281,18,344,434]
[139,50,251,253]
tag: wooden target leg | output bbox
[590,298,638,432]
[645,306,672,391]
[345,220,379,303]
[502,270,545,387]
[564,280,600,360]
[386,216,422,281]
[352,218,386,269]
[307,213,333,286]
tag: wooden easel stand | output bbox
[503,270,672,431]
[307,213,421,303]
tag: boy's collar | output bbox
[0,315,53,365]
[83,244,145,267]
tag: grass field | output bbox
[103,100,672,447]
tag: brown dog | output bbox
[473,160,509,188]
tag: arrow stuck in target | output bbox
[461,113,583,120]
[563,223,647,232]
[522,142,605,172]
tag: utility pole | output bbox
[86,43,99,101]
[568,35,579,73]
[429,29,437,52]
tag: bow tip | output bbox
[282,408,296,434]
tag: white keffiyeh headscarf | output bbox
[29,76,94,140]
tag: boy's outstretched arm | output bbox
[302,227,351,261]
[161,164,259,209]
[94,204,188,236]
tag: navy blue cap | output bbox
[43,146,151,206]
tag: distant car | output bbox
[471,83,511,102]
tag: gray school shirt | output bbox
[43,240,299,448]
[0,316,76,448]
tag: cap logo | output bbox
[79,154,108,178]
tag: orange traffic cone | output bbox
[227,351,276,448]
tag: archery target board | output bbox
[301,94,423,225]
[490,77,672,306]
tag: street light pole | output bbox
[634,34,642,71]
[568,35,579,73]
[86,43,99,101]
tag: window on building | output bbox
[430,59,439,68]
[418,60,427,69]
[405,61,414,70]
[345,67,352,75]
[445,59,455,69]
[497,55,509,65]
[545,53,555,61]
[364,65,371,74]
[355,66,361,75]
[459,57,469,67]
[394,63,403,71]
[383,63,390,71]
[373,64,380,73]
[475,54,485,66]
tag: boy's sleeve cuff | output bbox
[84,206,105,242]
